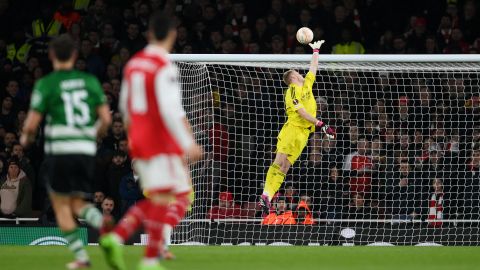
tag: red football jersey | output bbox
[120,45,192,159]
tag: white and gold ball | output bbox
[296,27,314,44]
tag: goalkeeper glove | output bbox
[309,40,325,53]
[315,120,336,139]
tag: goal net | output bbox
[174,55,480,246]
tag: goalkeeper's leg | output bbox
[260,153,291,214]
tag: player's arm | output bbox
[296,108,334,139]
[20,110,43,147]
[118,78,130,129]
[20,81,46,147]
[308,40,325,74]
[156,64,203,162]
[90,76,112,138]
[96,104,112,138]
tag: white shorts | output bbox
[134,154,191,195]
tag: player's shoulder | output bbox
[126,47,170,72]
[73,70,98,81]
[34,71,61,90]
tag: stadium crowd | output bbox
[0,0,479,226]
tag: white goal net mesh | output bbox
[175,59,480,246]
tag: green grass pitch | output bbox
[1,246,479,270]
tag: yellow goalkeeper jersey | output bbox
[284,71,317,131]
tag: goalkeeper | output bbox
[259,40,335,214]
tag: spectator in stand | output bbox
[11,143,35,189]
[102,119,126,151]
[302,133,338,185]
[370,137,386,171]
[332,28,365,54]
[461,0,480,43]
[5,79,23,107]
[406,17,428,53]
[319,164,349,219]
[443,28,469,53]
[105,150,130,220]
[1,96,16,132]
[423,143,445,174]
[80,38,104,78]
[239,27,253,53]
[203,5,222,33]
[329,5,357,44]
[229,2,249,36]
[100,23,120,60]
[2,132,16,156]
[344,193,371,219]
[385,161,419,221]
[271,35,285,54]
[296,195,315,225]
[0,158,32,217]
[437,15,453,50]
[391,35,407,54]
[461,144,480,219]
[101,197,115,216]
[395,132,414,160]
[283,184,298,211]
[316,97,330,122]
[174,26,190,53]
[338,123,358,155]
[253,18,271,52]
[424,35,441,54]
[377,30,394,53]
[54,0,81,31]
[121,21,147,54]
[427,177,444,227]
[393,95,413,132]
[343,136,373,196]
[82,0,108,32]
[119,160,143,215]
[94,191,105,211]
[208,30,223,53]
[262,196,296,225]
[220,39,237,54]
[208,191,243,220]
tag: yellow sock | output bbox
[263,163,286,201]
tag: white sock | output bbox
[163,224,172,250]
[112,233,124,244]
[142,258,157,266]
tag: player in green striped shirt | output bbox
[20,34,113,270]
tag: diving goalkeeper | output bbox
[259,40,335,214]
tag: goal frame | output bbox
[171,54,480,246]
[170,54,480,63]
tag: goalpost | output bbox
[172,54,480,246]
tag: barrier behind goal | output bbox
[173,54,480,246]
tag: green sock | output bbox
[80,204,103,229]
[63,229,89,262]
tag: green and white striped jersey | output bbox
[30,69,106,156]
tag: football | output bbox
[296,27,314,44]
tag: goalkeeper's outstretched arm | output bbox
[298,107,336,139]
[308,40,324,74]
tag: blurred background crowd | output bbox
[0,0,479,225]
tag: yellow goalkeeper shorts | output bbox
[276,123,311,164]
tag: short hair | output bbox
[50,34,76,62]
[148,11,175,41]
[283,70,295,85]
[103,197,114,203]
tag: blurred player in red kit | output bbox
[100,11,203,270]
